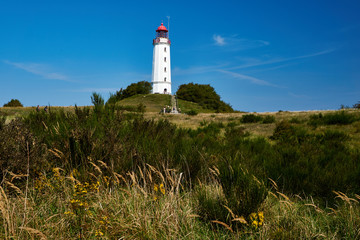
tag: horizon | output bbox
[1,0,359,112]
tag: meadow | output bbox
[0,105,360,239]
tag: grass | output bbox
[116,94,213,113]
[1,167,359,239]
[117,94,171,112]
[1,105,360,239]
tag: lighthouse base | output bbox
[152,81,172,94]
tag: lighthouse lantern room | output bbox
[151,23,171,94]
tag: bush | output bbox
[241,114,263,123]
[218,158,268,219]
[3,99,23,107]
[309,111,357,126]
[186,109,198,116]
[262,115,275,124]
[176,83,234,112]
[267,122,360,200]
[353,101,360,109]
[115,81,152,101]
[195,184,228,222]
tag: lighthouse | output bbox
[151,23,171,94]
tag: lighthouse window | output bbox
[164,47,166,52]
[164,57,166,62]
[164,77,167,81]
[164,67,166,72]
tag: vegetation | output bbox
[107,81,152,105]
[0,105,360,239]
[3,99,23,107]
[176,83,234,112]
[353,101,360,109]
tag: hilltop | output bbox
[116,94,215,113]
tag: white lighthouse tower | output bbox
[151,23,171,94]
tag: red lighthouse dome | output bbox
[156,23,168,32]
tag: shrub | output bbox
[3,99,23,107]
[195,184,228,222]
[353,101,360,109]
[186,109,198,116]
[289,117,302,124]
[262,115,275,124]
[241,114,263,123]
[176,83,234,112]
[218,158,268,219]
[309,111,357,126]
[115,81,152,101]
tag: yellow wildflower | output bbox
[252,220,259,228]
[159,183,165,195]
[154,184,159,192]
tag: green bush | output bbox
[240,114,263,123]
[353,101,360,109]
[218,158,268,218]
[262,115,275,124]
[195,184,228,222]
[267,122,360,200]
[176,83,233,112]
[114,81,152,101]
[309,111,357,126]
[3,99,23,107]
[186,109,198,116]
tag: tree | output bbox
[107,81,152,105]
[353,101,360,109]
[3,99,23,107]
[117,81,152,100]
[176,83,233,112]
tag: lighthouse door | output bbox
[164,88,167,94]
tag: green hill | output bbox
[116,94,214,113]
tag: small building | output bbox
[151,23,172,94]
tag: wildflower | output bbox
[159,183,165,195]
[154,184,159,192]
[95,230,104,236]
[252,220,259,228]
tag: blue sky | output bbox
[1,0,359,112]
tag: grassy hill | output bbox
[117,94,214,113]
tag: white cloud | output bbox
[217,69,283,88]
[3,60,69,81]
[228,49,335,70]
[212,35,269,51]
[213,34,226,46]
[172,64,226,76]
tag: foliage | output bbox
[354,101,360,109]
[262,115,275,124]
[240,114,263,123]
[1,105,360,238]
[91,92,104,114]
[268,121,360,200]
[176,83,234,112]
[109,81,152,104]
[3,99,23,107]
[185,109,198,116]
[309,111,358,126]
[218,158,268,218]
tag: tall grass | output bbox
[1,107,360,238]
